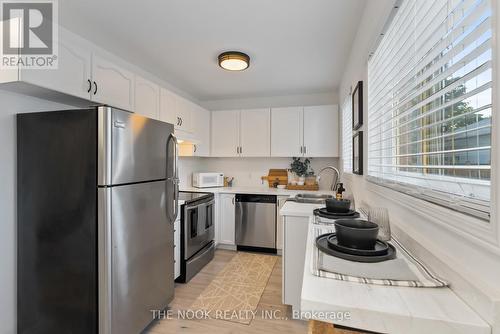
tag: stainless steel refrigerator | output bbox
[17,106,179,334]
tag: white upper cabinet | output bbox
[303,105,339,157]
[159,88,177,125]
[175,96,193,133]
[91,53,135,111]
[211,108,271,157]
[160,89,192,132]
[271,107,303,157]
[191,105,211,157]
[240,108,271,157]
[19,28,92,100]
[134,75,159,119]
[160,88,210,155]
[211,110,240,157]
[269,105,339,158]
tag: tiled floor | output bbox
[146,250,363,334]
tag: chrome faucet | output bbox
[318,166,341,191]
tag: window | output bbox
[342,95,353,173]
[367,0,493,220]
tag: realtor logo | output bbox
[1,0,58,69]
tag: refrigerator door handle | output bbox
[166,133,179,222]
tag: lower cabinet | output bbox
[174,218,180,280]
[282,215,310,312]
[218,194,236,246]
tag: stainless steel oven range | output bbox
[176,191,215,283]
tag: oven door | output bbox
[184,198,215,259]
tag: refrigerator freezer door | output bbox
[98,107,175,186]
[100,181,174,334]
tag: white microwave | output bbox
[192,172,224,188]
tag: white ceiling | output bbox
[59,0,366,101]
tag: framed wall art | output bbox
[352,81,363,130]
[353,131,363,175]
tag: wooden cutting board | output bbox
[261,169,288,187]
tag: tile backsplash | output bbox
[179,157,340,190]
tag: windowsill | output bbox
[368,179,500,252]
[343,174,500,255]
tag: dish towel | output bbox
[311,224,449,288]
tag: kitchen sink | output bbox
[292,193,333,204]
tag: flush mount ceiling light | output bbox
[218,51,250,71]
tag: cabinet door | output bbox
[214,194,221,245]
[134,76,159,119]
[271,107,303,157]
[175,96,192,132]
[283,216,310,311]
[240,108,270,157]
[276,196,288,250]
[303,105,339,157]
[20,29,92,100]
[211,110,240,157]
[219,194,235,245]
[159,88,177,126]
[91,53,135,111]
[191,105,211,157]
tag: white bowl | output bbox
[277,185,286,189]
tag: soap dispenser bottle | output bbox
[336,183,345,200]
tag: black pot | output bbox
[334,219,379,250]
[325,198,351,213]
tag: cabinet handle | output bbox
[93,81,97,95]
[236,147,239,154]
[300,146,303,154]
[304,146,307,154]
[232,197,235,204]
[194,145,197,153]
[180,118,183,126]
[240,146,242,154]
[177,117,180,126]
[87,79,92,93]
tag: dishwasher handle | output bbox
[235,194,277,203]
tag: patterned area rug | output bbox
[191,252,278,325]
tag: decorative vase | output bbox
[305,175,317,186]
[288,171,299,185]
[297,176,305,186]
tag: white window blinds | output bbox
[342,96,353,173]
[367,0,493,220]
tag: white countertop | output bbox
[180,186,336,197]
[280,200,326,217]
[295,214,490,333]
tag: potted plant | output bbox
[290,157,313,186]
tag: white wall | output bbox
[200,92,338,111]
[178,157,209,188]
[0,90,79,334]
[339,0,500,330]
[178,157,340,190]
[203,157,339,189]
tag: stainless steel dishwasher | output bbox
[235,194,277,253]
